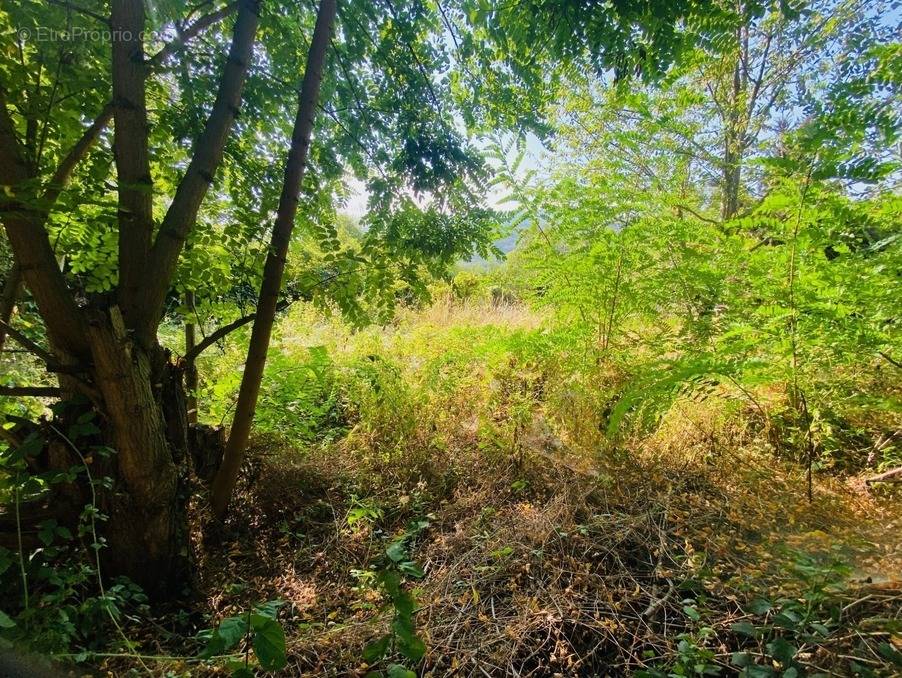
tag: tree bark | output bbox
[185,291,199,424]
[866,466,902,485]
[0,102,113,356]
[210,0,336,518]
[0,0,260,599]
[0,86,89,360]
[85,307,191,596]
[111,0,154,327]
[0,263,23,354]
[721,55,743,222]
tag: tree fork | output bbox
[134,0,262,345]
[210,0,337,518]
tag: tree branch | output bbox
[866,466,902,485]
[0,319,58,366]
[674,203,721,226]
[212,0,336,518]
[111,0,155,327]
[135,0,261,345]
[0,85,89,359]
[43,103,115,209]
[878,351,902,371]
[47,0,110,25]
[0,386,61,398]
[183,296,298,363]
[148,1,240,67]
[0,263,23,353]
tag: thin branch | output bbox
[42,102,115,208]
[878,351,902,371]
[0,85,89,357]
[381,0,442,111]
[184,293,301,362]
[184,311,258,363]
[184,261,393,362]
[47,0,110,25]
[137,0,261,345]
[674,203,721,226]
[0,386,61,397]
[0,319,57,366]
[435,1,461,52]
[147,1,240,67]
[865,466,902,485]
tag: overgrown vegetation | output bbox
[1,0,900,675]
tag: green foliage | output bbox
[0,406,147,655]
[729,551,857,676]
[199,600,287,676]
[361,518,430,675]
[490,2,901,469]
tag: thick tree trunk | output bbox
[84,308,191,596]
[210,0,337,518]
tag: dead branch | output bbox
[865,466,902,485]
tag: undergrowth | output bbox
[3,296,893,676]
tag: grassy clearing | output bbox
[91,297,901,677]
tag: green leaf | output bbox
[393,591,416,617]
[878,642,902,666]
[399,561,425,578]
[253,599,284,620]
[0,610,16,629]
[201,615,248,658]
[747,599,772,615]
[386,541,407,563]
[772,611,800,630]
[387,664,417,678]
[731,652,752,667]
[379,570,402,598]
[251,616,287,671]
[363,634,391,663]
[730,621,759,637]
[766,637,797,664]
[682,605,701,621]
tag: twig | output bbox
[0,319,57,366]
[865,466,902,485]
[47,0,109,25]
[0,386,61,397]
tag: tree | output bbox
[1,0,261,595]
[210,0,337,518]
[0,0,760,597]
[0,0,492,596]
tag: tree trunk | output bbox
[721,54,743,222]
[83,307,191,597]
[185,291,199,424]
[721,154,741,221]
[210,0,337,518]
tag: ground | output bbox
[87,300,902,677]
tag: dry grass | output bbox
[93,302,901,677]
[95,402,902,677]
